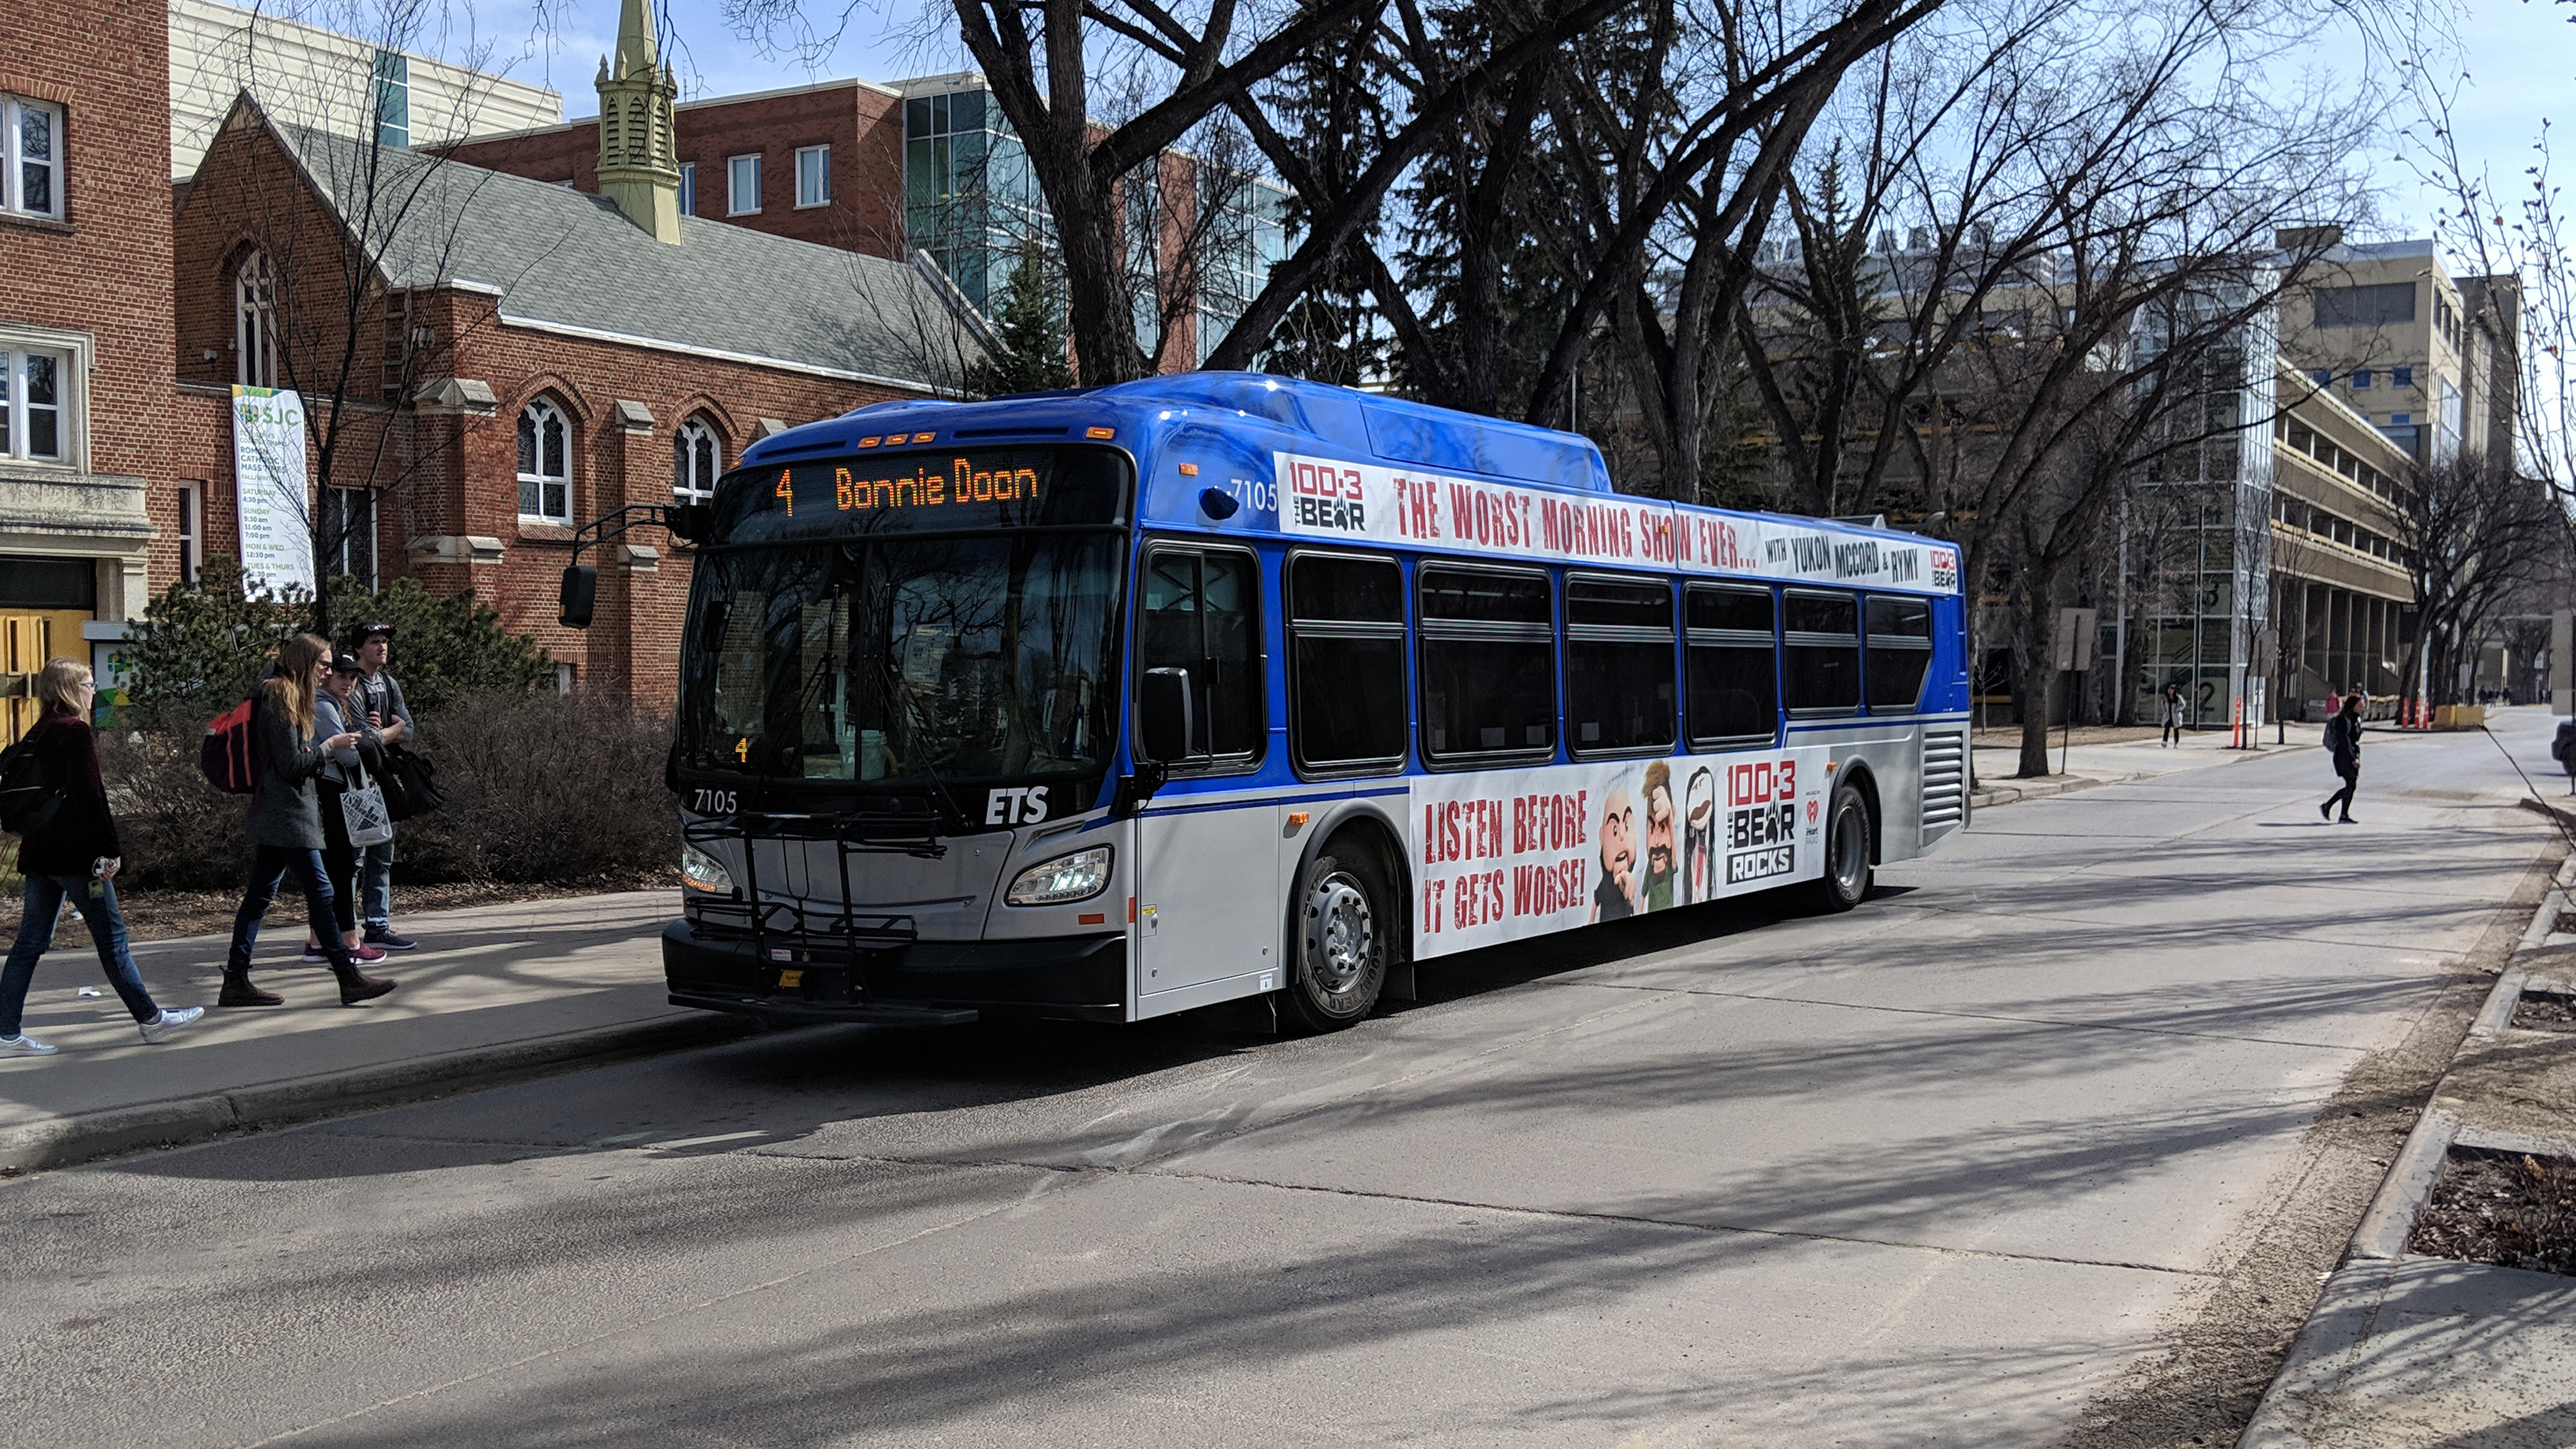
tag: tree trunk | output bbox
[2015,568,2059,777]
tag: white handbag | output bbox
[339,771,394,847]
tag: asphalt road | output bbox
[5,712,2563,1448]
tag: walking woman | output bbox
[1,658,204,1055]
[2320,692,2363,824]
[300,651,388,967]
[218,634,398,1008]
[2160,682,2186,747]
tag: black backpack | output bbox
[2553,720,2576,764]
[0,733,64,838]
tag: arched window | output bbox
[517,397,572,521]
[673,416,720,502]
[235,251,278,387]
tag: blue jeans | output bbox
[227,846,355,974]
[359,837,395,930]
[1,874,161,1038]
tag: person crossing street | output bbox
[2320,692,2364,824]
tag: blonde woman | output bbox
[218,634,398,1008]
[1,659,203,1055]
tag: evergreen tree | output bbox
[966,242,1076,398]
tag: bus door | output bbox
[1132,545,1277,1006]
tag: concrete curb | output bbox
[1968,773,2122,810]
[2466,963,2530,1038]
[2345,1110,2459,1263]
[0,1011,758,1175]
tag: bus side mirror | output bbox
[665,502,713,542]
[559,564,598,629]
[1138,667,1193,763]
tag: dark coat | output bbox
[13,713,120,876]
[242,688,331,850]
[2324,712,2362,773]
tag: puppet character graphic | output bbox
[1591,781,1639,922]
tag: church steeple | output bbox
[596,0,681,243]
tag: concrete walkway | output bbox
[0,890,740,1171]
[1973,718,2326,807]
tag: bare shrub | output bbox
[97,728,254,892]
[398,693,678,885]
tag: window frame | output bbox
[1131,539,1268,776]
[794,145,831,208]
[1560,570,1677,760]
[2,94,64,221]
[515,396,574,523]
[1683,582,1780,749]
[1415,560,1558,769]
[1862,594,1935,714]
[235,250,279,388]
[1780,587,1863,718]
[1284,547,1409,779]
[678,161,696,216]
[673,416,722,502]
[0,324,90,470]
[176,482,203,584]
[320,485,378,587]
[727,153,762,215]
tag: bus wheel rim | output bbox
[1834,802,1867,894]
[1307,874,1373,993]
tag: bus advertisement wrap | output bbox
[1275,451,1957,594]
[1408,747,1829,959]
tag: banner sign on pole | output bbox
[231,384,314,600]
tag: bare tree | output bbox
[2397,450,2565,706]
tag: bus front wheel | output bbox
[1284,847,1390,1032]
[1809,780,1874,913]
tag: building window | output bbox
[2314,282,2416,328]
[727,154,761,215]
[177,483,203,584]
[673,416,720,501]
[320,486,376,585]
[235,251,280,387]
[0,344,70,463]
[2392,364,2414,389]
[517,398,572,521]
[2351,370,2371,390]
[1,94,62,219]
[795,146,830,207]
[2308,370,2331,388]
[678,162,695,216]
[371,52,409,148]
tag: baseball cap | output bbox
[331,651,364,674]
[350,621,395,645]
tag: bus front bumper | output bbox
[660,919,1128,1024]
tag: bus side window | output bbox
[1685,584,1777,745]
[1564,575,1675,757]
[1782,590,1861,716]
[1138,545,1264,763]
[1864,596,1934,712]
[1417,564,1554,764]
[1287,553,1407,774]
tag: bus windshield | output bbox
[678,448,1128,796]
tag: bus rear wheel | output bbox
[1809,780,1874,913]
[1283,847,1390,1032]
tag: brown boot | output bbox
[335,964,398,1006]
[218,972,282,1008]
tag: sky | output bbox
[471,0,2568,243]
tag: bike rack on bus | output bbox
[682,802,949,982]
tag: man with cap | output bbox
[347,622,418,950]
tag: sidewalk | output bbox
[0,890,747,1173]
[1972,720,2325,808]
[2238,842,2576,1447]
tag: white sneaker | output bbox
[1,1033,58,1056]
[138,1007,205,1044]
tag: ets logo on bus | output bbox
[1723,759,1797,885]
[1285,459,1366,533]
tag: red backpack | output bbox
[201,696,259,794]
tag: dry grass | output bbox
[2408,1148,2576,1277]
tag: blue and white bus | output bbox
[639,374,1969,1032]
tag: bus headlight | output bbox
[682,841,735,895]
[1006,847,1112,906]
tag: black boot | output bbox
[333,961,398,1006]
[218,971,283,1007]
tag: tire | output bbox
[1808,778,1874,913]
[1282,845,1391,1032]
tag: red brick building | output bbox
[0,0,173,741]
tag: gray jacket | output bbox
[243,688,332,849]
[355,670,415,743]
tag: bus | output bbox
[613,374,1969,1033]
